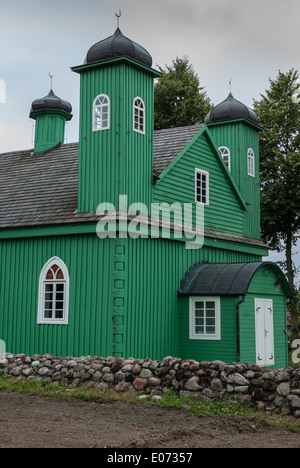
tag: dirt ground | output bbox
[0,391,299,449]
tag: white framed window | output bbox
[189,297,221,340]
[133,97,145,134]
[248,148,255,177]
[195,169,209,205]
[93,94,110,131]
[219,146,231,171]
[38,257,70,325]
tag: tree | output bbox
[253,69,300,341]
[154,56,212,130]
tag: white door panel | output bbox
[255,299,274,366]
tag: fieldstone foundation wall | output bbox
[1,354,300,417]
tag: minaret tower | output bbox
[72,16,161,213]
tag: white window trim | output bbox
[195,168,209,206]
[189,296,221,340]
[37,256,70,325]
[93,94,110,132]
[133,96,145,135]
[247,148,255,177]
[218,146,231,172]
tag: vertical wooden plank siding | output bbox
[207,122,261,239]
[0,235,114,357]
[78,63,154,214]
[239,267,288,368]
[125,237,261,360]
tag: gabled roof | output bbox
[178,262,292,297]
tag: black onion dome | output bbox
[30,89,72,117]
[84,28,152,68]
[204,93,259,125]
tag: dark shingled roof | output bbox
[0,125,204,229]
[178,262,292,297]
[153,124,203,176]
[84,28,153,68]
[204,93,259,126]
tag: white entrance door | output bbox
[255,298,275,367]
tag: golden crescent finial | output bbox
[115,10,122,28]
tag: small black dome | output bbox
[30,89,72,118]
[204,93,259,125]
[84,28,152,68]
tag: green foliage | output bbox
[253,69,300,340]
[154,56,213,130]
[253,69,300,252]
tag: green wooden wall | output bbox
[179,296,239,363]
[153,130,245,237]
[77,60,156,213]
[0,231,262,359]
[206,121,261,239]
[178,265,288,367]
[239,266,288,368]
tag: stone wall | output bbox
[0,354,299,417]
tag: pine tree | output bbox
[154,56,212,130]
[253,69,300,341]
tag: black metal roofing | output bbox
[30,89,72,118]
[204,93,259,126]
[84,28,152,68]
[178,262,292,296]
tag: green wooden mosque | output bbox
[0,24,292,367]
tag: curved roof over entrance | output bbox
[178,262,292,297]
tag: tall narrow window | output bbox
[195,169,209,205]
[38,257,69,325]
[248,148,255,177]
[133,97,145,134]
[218,146,231,171]
[93,94,110,131]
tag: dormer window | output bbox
[218,146,231,171]
[248,148,255,177]
[133,97,145,134]
[93,94,110,131]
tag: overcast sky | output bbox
[0,0,299,281]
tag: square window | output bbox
[189,297,220,340]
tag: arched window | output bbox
[38,257,70,325]
[218,146,231,171]
[247,148,255,177]
[93,94,110,131]
[133,97,145,134]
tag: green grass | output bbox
[0,373,299,432]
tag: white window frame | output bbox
[195,169,209,205]
[93,94,110,132]
[218,146,231,172]
[37,257,70,325]
[133,97,145,135]
[247,148,255,177]
[189,297,221,340]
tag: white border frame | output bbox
[218,146,231,172]
[195,168,210,206]
[247,148,255,177]
[133,96,146,135]
[37,256,70,325]
[93,94,110,132]
[189,296,221,340]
